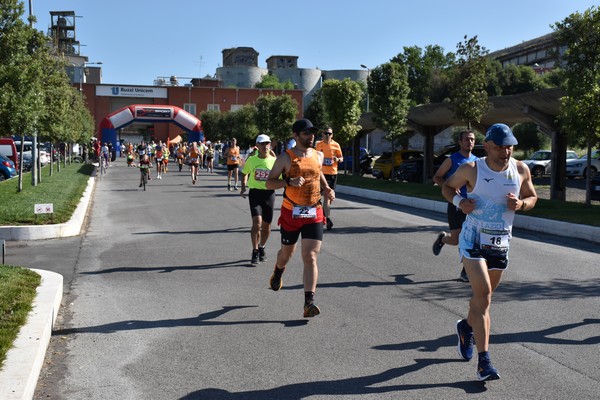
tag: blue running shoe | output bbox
[456,319,474,361]
[477,354,500,381]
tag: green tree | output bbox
[449,35,491,129]
[0,0,46,190]
[199,110,224,141]
[255,93,298,143]
[512,122,549,157]
[320,78,363,146]
[553,6,600,205]
[255,74,294,90]
[229,104,258,148]
[304,88,327,130]
[367,62,411,156]
[391,44,455,106]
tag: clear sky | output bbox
[25,0,598,86]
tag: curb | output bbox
[336,185,600,244]
[0,177,95,241]
[0,269,63,400]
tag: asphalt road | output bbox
[6,158,599,400]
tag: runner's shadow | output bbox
[133,227,248,235]
[53,306,308,335]
[178,358,487,399]
[328,225,443,235]
[80,260,251,275]
[283,275,455,290]
[373,318,600,353]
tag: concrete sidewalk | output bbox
[1,179,599,399]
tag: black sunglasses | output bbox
[323,132,332,135]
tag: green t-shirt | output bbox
[242,154,276,190]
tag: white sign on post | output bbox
[34,204,54,214]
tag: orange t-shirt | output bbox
[315,140,343,175]
[227,146,240,165]
[282,149,322,210]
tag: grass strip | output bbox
[0,265,41,368]
[0,163,94,225]
[337,174,600,227]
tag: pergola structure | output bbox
[358,88,567,200]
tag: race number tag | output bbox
[254,168,270,181]
[230,156,238,161]
[292,205,317,219]
[479,228,509,253]
[323,157,333,166]
[190,157,198,162]
[156,157,163,162]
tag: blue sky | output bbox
[26,0,598,86]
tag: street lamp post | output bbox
[360,64,370,152]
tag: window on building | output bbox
[207,104,220,112]
[230,104,243,112]
[184,103,196,115]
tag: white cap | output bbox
[256,134,271,144]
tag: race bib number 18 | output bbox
[480,228,509,252]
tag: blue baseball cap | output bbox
[485,123,518,146]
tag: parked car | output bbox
[14,140,50,166]
[0,154,17,181]
[522,150,579,178]
[0,137,19,170]
[394,145,486,183]
[566,150,600,179]
[372,150,423,179]
[591,172,600,201]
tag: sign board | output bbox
[134,106,174,120]
[34,203,54,214]
[96,85,168,98]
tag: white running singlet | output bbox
[459,157,521,260]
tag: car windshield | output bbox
[530,152,551,161]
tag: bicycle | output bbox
[100,155,108,176]
[138,164,152,190]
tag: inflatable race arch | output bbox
[99,104,203,150]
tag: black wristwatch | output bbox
[285,177,291,186]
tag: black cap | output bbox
[292,118,318,134]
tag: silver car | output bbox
[566,150,600,178]
[522,150,579,178]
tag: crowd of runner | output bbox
[101,120,537,383]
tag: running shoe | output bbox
[227,183,231,191]
[258,246,267,262]
[269,267,284,291]
[138,183,143,187]
[432,232,446,256]
[326,217,333,231]
[459,268,469,282]
[251,249,259,264]
[303,303,321,318]
[477,355,500,381]
[234,185,239,190]
[456,319,474,361]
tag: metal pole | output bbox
[360,65,370,152]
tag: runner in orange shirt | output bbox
[266,119,335,318]
[224,138,241,191]
[315,126,343,230]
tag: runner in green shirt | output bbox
[240,134,277,264]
